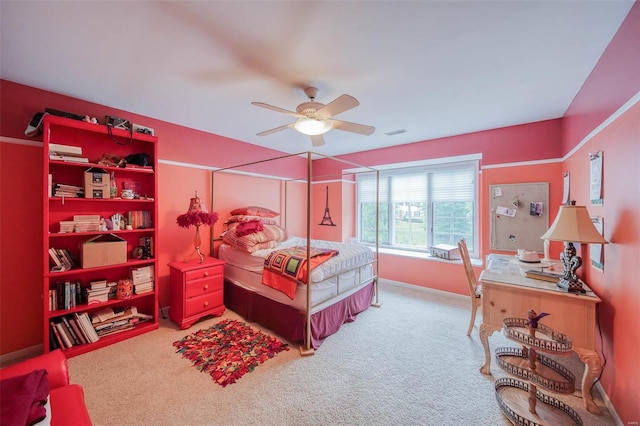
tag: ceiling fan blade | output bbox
[316,94,359,118]
[331,119,375,136]
[311,134,325,147]
[256,123,295,136]
[252,102,304,118]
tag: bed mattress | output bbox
[219,237,375,311]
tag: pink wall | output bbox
[1,3,638,419]
[562,1,640,155]
[557,4,640,422]
[562,102,639,425]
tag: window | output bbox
[357,159,478,254]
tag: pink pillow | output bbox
[235,220,264,237]
[230,206,279,218]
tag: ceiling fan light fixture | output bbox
[294,117,333,136]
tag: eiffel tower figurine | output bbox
[319,185,337,226]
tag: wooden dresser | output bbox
[168,257,225,329]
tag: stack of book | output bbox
[73,215,102,232]
[49,248,78,272]
[90,306,152,337]
[49,143,89,163]
[131,265,154,294]
[85,279,110,304]
[53,183,84,198]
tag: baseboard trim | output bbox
[0,344,43,368]
[594,381,622,426]
[380,278,468,300]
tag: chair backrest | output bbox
[458,239,479,296]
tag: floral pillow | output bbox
[222,224,288,253]
[230,206,280,218]
[224,214,278,225]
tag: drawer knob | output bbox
[203,284,209,290]
[203,271,209,277]
[203,301,209,307]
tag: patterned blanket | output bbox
[262,246,339,299]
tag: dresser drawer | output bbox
[185,275,222,299]
[185,264,223,282]
[185,290,223,317]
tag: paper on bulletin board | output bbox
[590,216,604,271]
[496,206,516,217]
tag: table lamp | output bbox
[540,202,608,292]
[176,191,218,263]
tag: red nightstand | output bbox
[168,257,225,329]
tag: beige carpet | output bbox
[67,280,615,426]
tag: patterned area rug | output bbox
[173,319,289,387]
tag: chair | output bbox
[458,239,481,336]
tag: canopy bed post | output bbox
[210,171,216,258]
[372,168,381,307]
[301,151,315,356]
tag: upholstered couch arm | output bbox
[1,349,70,389]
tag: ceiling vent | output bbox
[384,129,407,136]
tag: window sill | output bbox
[374,246,483,267]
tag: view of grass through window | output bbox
[358,161,477,253]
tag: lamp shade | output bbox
[294,117,333,136]
[540,205,608,244]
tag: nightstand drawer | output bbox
[185,265,223,282]
[185,290,223,317]
[185,275,222,299]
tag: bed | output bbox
[212,152,380,355]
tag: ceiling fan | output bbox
[252,87,375,147]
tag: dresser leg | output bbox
[479,322,497,375]
[574,347,602,415]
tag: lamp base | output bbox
[557,277,586,293]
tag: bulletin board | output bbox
[489,182,549,252]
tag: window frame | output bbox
[356,155,480,256]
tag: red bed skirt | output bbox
[224,280,375,349]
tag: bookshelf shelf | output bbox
[60,322,158,358]
[42,115,159,357]
[49,160,155,174]
[47,292,154,319]
[49,228,156,239]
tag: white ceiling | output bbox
[1,1,634,157]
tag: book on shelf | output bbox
[89,279,108,290]
[60,316,81,345]
[75,312,100,343]
[50,321,66,349]
[49,154,89,163]
[525,269,563,282]
[91,306,151,328]
[131,265,154,284]
[85,287,110,304]
[90,306,126,324]
[53,321,74,348]
[134,282,154,295]
[68,316,88,345]
[49,143,83,156]
[48,248,63,268]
